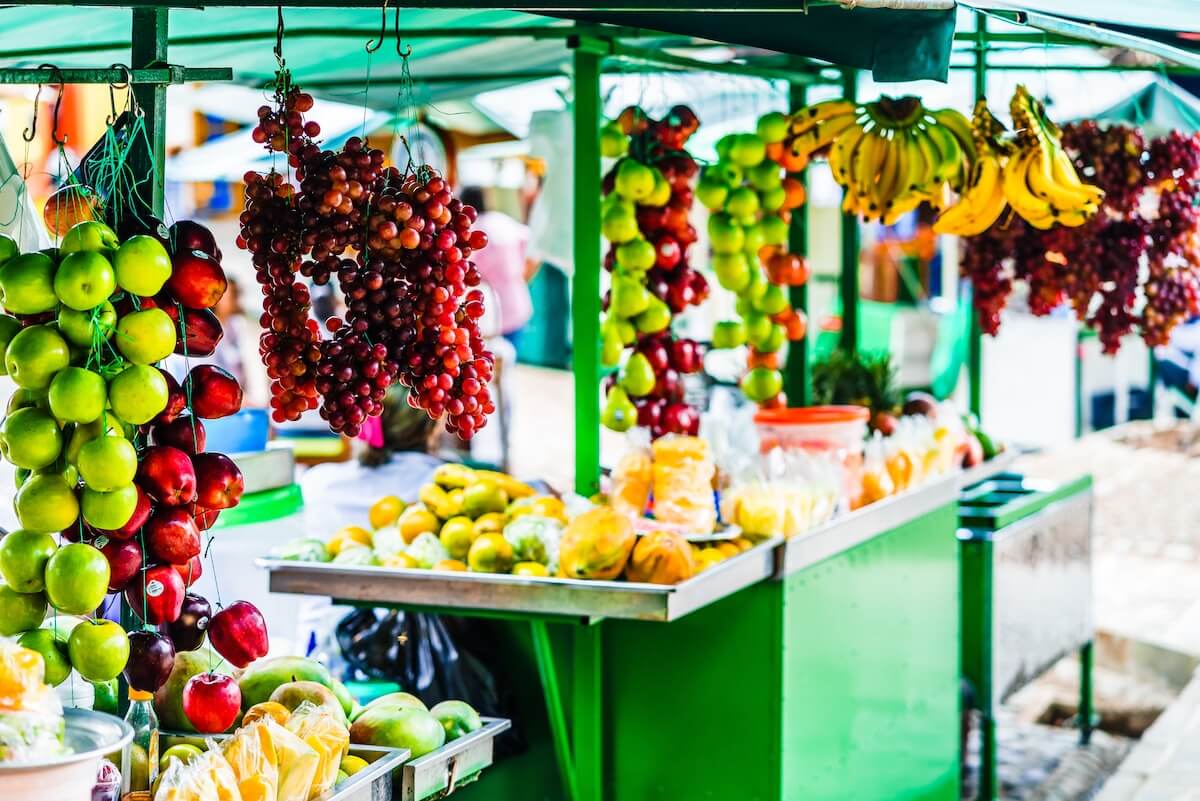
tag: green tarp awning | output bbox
[1083,77,1200,136]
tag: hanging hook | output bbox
[22,79,44,143]
[26,65,68,146]
[366,0,389,53]
[107,63,132,124]
[394,5,413,59]
[274,5,286,67]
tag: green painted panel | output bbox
[959,539,992,707]
[781,502,960,801]
[604,581,783,801]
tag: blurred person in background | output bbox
[459,186,534,350]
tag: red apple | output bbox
[689,270,709,303]
[636,397,665,429]
[192,453,244,510]
[638,339,670,373]
[145,507,201,565]
[152,415,205,456]
[666,279,697,313]
[654,368,683,402]
[191,507,219,532]
[137,445,197,507]
[174,554,203,587]
[124,630,175,693]
[96,484,152,540]
[676,224,698,248]
[169,220,218,259]
[167,251,227,310]
[118,214,171,247]
[125,564,185,625]
[183,365,243,420]
[182,672,240,733]
[662,402,699,436]
[174,307,223,357]
[99,537,142,592]
[207,601,268,669]
[636,206,667,233]
[670,338,701,374]
[163,592,211,652]
[654,236,681,270]
[153,368,187,426]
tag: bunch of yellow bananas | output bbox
[788,96,975,224]
[933,100,1010,236]
[1000,85,1104,229]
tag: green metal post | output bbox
[130,6,168,218]
[838,69,859,353]
[1079,640,1094,746]
[1075,331,1084,437]
[573,624,603,801]
[530,620,579,801]
[967,14,986,417]
[784,81,810,406]
[571,37,603,499]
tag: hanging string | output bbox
[274,6,286,69]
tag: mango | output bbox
[238,656,334,711]
[430,700,482,741]
[269,680,345,722]
[558,508,635,580]
[349,706,446,758]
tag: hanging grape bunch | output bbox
[698,111,810,407]
[0,214,268,728]
[961,122,1200,353]
[238,73,494,439]
[599,105,708,438]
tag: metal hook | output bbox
[366,0,389,53]
[394,5,413,59]
[22,80,44,143]
[107,63,132,124]
[274,5,286,67]
[24,65,67,146]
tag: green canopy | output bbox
[1083,77,1200,137]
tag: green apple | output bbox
[44,542,109,615]
[756,111,789,144]
[710,160,743,186]
[68,619,129,682]
[0,581,46,636]
[14,467,30,489]
[711,320,747,349]
[58,301,116,348]
[48,366,107,424]
[759,186,787,213]
[2,407,63,470]
[645,169,671,206]
[743,313,773,345]
[60,221,119,255]
[741,366,783,402]
[0,233,18,265]
[615,238,656,272]
[695,176,730,211]
[751,323,786,353]
[634,296,671,334]
[81,484,138,530]
[724,186,760,220]
[7,388,48,416]
[708,214,745,255]
[115,308,175,365]
[113,235,172,296]
[108,364,168,424]
[77,435,137,490]
[742,222,766,256]
[17,627,70,685]
[761,215,788,246]
[6,324,70,389]
[748,160,783,191]
[601,204,639,244]
[599,122,628,159]
[715,134,736,162]
[65,418,112,465]
[755,284,790,316]
[39,460,78,491]
[0,530,57,593]
[53,250,116,311]
[614,158,655,202]
[0,314,21,375]
[0,252,58,315]
[728,133,766,168]
[15,473,79,533]
[712,252,751,293]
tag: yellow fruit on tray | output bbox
[694,548,728,572]
[512,561,550,577]
[462,480,508,518]
[328,526,372,556]
[715,541,740,559]
[473,469,536,499]
[625,531,695,585]
[557,507,635,580]
[242,700,292,727]
[468,532,515,573]
[340,755,369,777]
[530,496,567,523]
[381,552,419,569]
[433,559,467,572]
[731,537,754,552]
[369,495,405,530]
[439,516,476,560]
[398,506,439,543]
[432,463,476,489]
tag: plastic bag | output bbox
[651,436,716,533]
[859,434,895,508]
[286,702,349,800]
[267,719,320,801]
[154,746,242,801]
[502,515,562,570]
[610,439,652,518]
[0,637,66,763]
[222,719,280,801]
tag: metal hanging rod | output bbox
[0,66,231,85]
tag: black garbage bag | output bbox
[335,610,525,755]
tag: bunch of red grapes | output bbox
[237,74,493,438]
[962,124,1200,353]
[605,105,708,438]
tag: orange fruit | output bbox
[433,559,467,572]
[398,506,439,543]
[369,495,405,530]
[782,176,806,209]
[328,525,372,555]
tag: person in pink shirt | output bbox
[460,186,534,350]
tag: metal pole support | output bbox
[967,14,987,417]
[130,6,168,218]
[784,81,810,406]
[838,69,859,354]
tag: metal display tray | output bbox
[399,718,510,801]
[259,537,781,622]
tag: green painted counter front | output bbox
[454,496,960,801]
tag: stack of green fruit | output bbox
[700,113,810,407]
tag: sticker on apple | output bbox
[146,579,164,597]
[94,535,109,550]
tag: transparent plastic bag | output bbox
[610,435,653,518]
[859,434,895,508]
[154,746,242,801]
[651,435,716,533]
[0,637,66,763]
[286,702,349,800]
[222,719,280,801]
